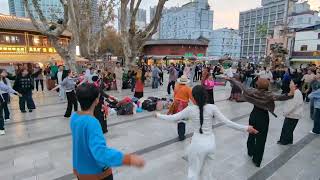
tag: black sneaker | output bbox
[29,109,33,112]
[21,110,27,113]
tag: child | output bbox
[278,79,303,145]
[156,85,257,180]
[203,74,224,104]
[134,70,144,99]
[71,83,144,180]
[13,68,36,113]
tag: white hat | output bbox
[177,75,190,84]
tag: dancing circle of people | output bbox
[0,62,319,180]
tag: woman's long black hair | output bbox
[0,69,8,85]
[192,85,208,134]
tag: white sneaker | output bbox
[4,119,10,122]
[310,130,319,135]
[0,130,5,135]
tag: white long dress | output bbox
[158,104,248,180]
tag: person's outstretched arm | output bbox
[157,106,191,121]
[210,104,258,134]
[88,120,144,168]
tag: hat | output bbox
[177,75,190,84]
[256,78,270,90]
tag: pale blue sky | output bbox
[1,0,319,29]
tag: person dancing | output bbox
[227,77,293,167]
[156,85,258,180]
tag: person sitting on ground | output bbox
[71,83,145,180]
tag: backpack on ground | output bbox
[117,102,134,115]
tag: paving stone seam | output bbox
[247,134,318,180]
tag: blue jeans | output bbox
[19,91,36,112]
[312,108,320,134]
[152,77,159,89]
[245,77,252,88]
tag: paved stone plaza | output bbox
[0,83,319,180]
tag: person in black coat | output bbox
[13,69,36,113]
[92,75,111,134]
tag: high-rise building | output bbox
[117,8,147,31]
[239,0,288,59]
[288,1,320,29]
[158,0,214,56]
[8,0,63,20]
[210,28,241,59]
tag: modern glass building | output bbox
[210,28,241,59]
[158,0,214,56]
[8,0,63,20]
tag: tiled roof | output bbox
[0,14,71,36]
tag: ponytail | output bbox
[199,104,204,134]
[192,85,208,135]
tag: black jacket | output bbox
[13,75,34,94]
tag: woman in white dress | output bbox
[156,85,258,180]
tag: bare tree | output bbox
[24,0,116,71]
[78,0,116,59]
[120,0,168,68]
[24,0,78,71]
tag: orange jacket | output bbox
[174,84,195,104]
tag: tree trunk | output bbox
[50,36,77,72]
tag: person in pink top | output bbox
[202,74,225,104]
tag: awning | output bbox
[0,54,62,63]
[290,58,320,62]
[0,54,90,64]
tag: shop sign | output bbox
[184,52,193,57]
[313,51,320,56]
[0,46,26,53]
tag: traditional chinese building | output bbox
[142,38,209,61]
[0,14,71,65]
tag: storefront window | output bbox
[33,35,40,46]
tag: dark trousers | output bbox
[65,91,78,117]
[35,79,44,91]
[2,93,10,119]
[0,103,4,130]
[94,102,108,134]
[130,78,136,92]
[167,81,175,95]
[193,72,198,82]
[279,118,299,144]
[19,91,36,112]
[206,89,215,104]
[312,108,320,134]
[247,107,269,166]
[159,74,163,85]
[152,77,159,89]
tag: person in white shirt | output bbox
[224,65,234,78]
[278,79,303,145]
[114,62,123,93]
[156,85,258,180]
[57,66,65,100]
[258,67,273,81]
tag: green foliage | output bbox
[257,24,268,37]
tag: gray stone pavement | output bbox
[0,80,319,180]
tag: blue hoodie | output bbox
[309,89,320,109]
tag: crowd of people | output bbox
[0,61,319,180]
